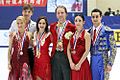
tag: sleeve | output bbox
[33,32,37,55]
[9,20,17,33]
[72,25,76,33]
[30,21,36,33]
[69,23,76,33]
[33,31,37,47]
[107,31,117,66]
[49,27,54,58]
[50,33,53,43]
[49,24,53,33]
[49,23,56,58]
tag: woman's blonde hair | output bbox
[16,16,26,23]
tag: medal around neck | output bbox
[20,51,23,55]
[71,50,76,54]
[36,51,41,58]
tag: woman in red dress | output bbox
[67,14,92,80]
[8,16,32,80]
[33,16,52,80]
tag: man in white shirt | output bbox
[9,3,36,75]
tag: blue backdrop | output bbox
[0,0,88,29]
[0,0,120,29]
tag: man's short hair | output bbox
[22,3,34,12]
[91,8,102,16]
[55,5,67,14]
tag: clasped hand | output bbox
[70,62,81,71]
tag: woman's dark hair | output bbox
[36,16,48,33]
[74,13,85,21]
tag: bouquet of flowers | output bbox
[64,31,73,40]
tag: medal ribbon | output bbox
[16,30,27,52]
[36,32,46,52]
[25,21,31,31]
[73,29,84,49]
[57,20,68,41]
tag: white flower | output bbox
[64,31,73,40]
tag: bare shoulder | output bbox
[27,32,32,36]
[26,32,32,39]
[33,31,37,36]
[12,32,16,37]
[47,32,51,35]
[84,30,90,38]
[9,32,16,42]
[45,32,51,38]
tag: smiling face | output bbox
[91,12,102,27]
[22,9,33,22]
[38,19,46,32]
[16,16,26,32]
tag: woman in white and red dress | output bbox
[8,16,32,80]
[33,16,52,80]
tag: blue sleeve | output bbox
[107,31,117,66]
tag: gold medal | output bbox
[57,41,63,48]
[36,52,41,58]
[41,39,45,46]
[58,41,62,46]
[56,40,63,51]
[36,49,39,55]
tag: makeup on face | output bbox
[38,19,46,32]
[74,16,84,30]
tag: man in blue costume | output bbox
[88,8,117,80]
